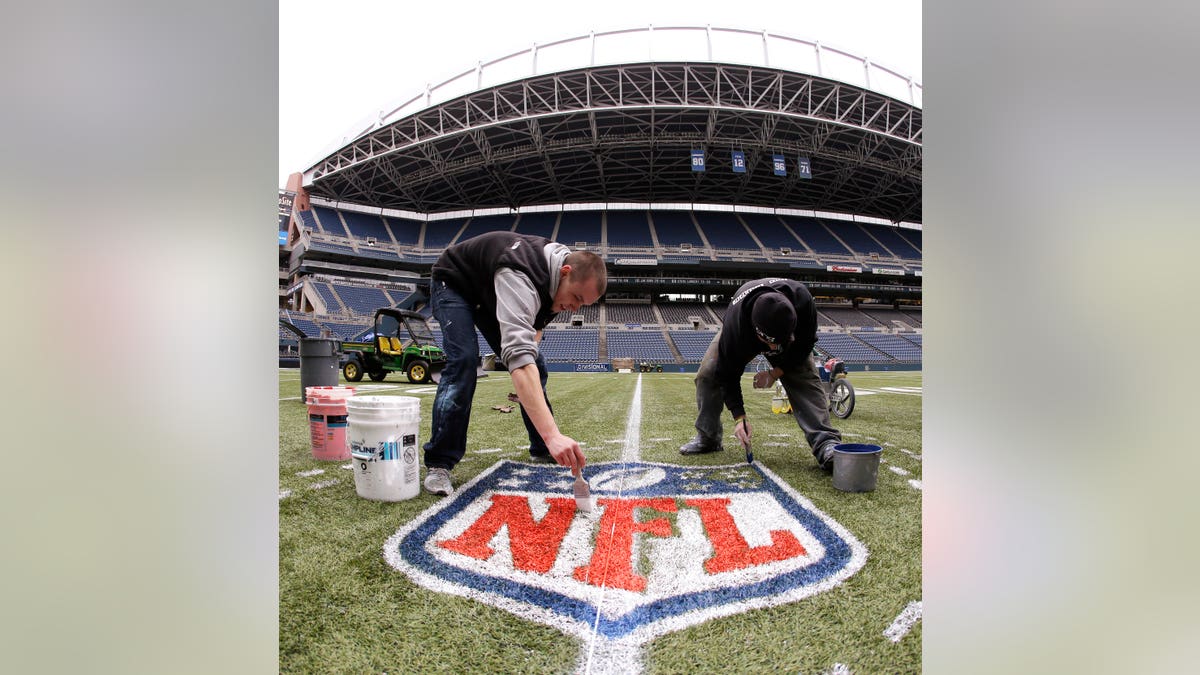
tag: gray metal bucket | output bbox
[832,443,882,492]
[298,337,341,399]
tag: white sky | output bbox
[279,0,922,189]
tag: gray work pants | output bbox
[693,330,841,462]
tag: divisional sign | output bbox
[385,460,867,644]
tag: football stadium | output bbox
[279,26,921,673]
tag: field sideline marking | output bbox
[883,601,922,642]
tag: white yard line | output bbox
[887,466,910,477]
[883,601,922,642]
[620,374,643,463]
[309,479,339,490]
[907,479,922,491]
[296,469,325,477]
[581,374,645,675]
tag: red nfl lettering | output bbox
[573,497,677,592]
[437,495,575,574]
[685,497,807,573]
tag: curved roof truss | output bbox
[305,62,921,222]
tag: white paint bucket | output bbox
[347,396,421,502]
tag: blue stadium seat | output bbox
[538,329,600,362]
[384,216,423,246]
[781,216,851,255]
[651,211,703,247]
[557,211,602,247]
[605,330,674,361]
[340,209,392,243]
[606,211,654,247]
[668,330,717,363]
[514,212,557,239]
[863,224,921,259]
[457,214,516,242]
[424,218,467,250]
[693,211,758,250]
[815,333,893,363]
[331,283,389,315]
[312,206,347,236]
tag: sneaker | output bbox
[816,442,838,472]
[679,437,724,455]
[528,451,556,464]
[424,467,453,495]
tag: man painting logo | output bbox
[384,460,867,644]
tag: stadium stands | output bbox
[605,211,654,247]
[312,206,348,236]
[605,330,674,362]
[816,333,891,363]
[514,212,557,238]
[898,227,922,253]
[423,218,467,250]
[859,306,920,331]
[281,312,322,338]
[657,303,713,326]
[669,330,717,363]
[901,308,923,327]
[864,224,921,260]
[853,332,922,362]
[820,306,886,329]
[296,209,320,233]
[605,304,657,325]
[816,309,842,329]
[783,216,852,256]
[456,214,516,242]
[556,211,602,248]
[831,221,893,258]
[332,283,389,315]
[307,239,358,255]
[340,210,392,243]
[693,211,759,251]
[741,213,805,255]
[311,282,344,314]
[320,321,371,341]
[384,216,423,246]
[539,329,599,362]
[651,211,704,247]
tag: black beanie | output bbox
[750,292,796,344]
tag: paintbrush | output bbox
[573,471,592,512]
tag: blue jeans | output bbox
[423,280,554,470]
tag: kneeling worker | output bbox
[680,277,842,469]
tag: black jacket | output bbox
[715,278,818,419]
[431,232,560,331]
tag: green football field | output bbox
[279,368,922,674]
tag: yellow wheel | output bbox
[342,360,363,382]
[406,359,431,383]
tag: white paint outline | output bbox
[883,600,922,642]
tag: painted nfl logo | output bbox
[384,460,868,644]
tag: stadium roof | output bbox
[300,27,921,224]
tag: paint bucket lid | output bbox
[346,395,420,412]
[832,443,882,454]
[306,386,355,404]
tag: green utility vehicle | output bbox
[340,308,446,384]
